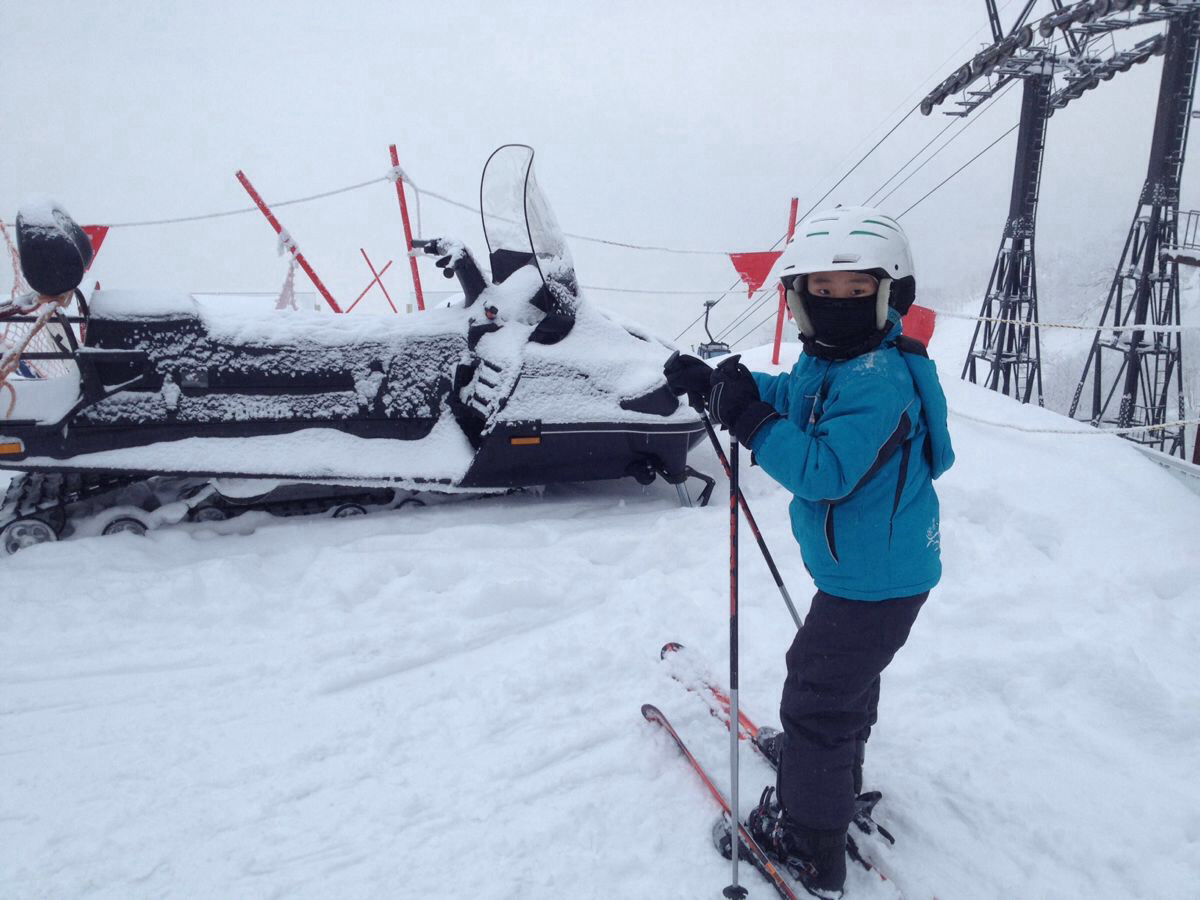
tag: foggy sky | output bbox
[1,0,1188,328]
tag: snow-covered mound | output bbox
[2,334,1198,899]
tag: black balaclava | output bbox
[805,294,878,347]
[799,279,890,361]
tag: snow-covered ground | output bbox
[3,317,1199,899]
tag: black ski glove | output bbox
[709,356,780,445]
[663,352,713,411]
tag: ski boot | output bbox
[744,786,846,899]
[852,790,895,845]
[755,728,895,845]
[753,725,784,768]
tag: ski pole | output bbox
[724,433,747,900]
[700,411,802,630]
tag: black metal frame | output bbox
[962,73,1052,405]
[1069,10,1200,458]
[926,1,1199,425]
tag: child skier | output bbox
[664,206,954,898]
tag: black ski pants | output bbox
[777,589,927,831]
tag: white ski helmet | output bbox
[777,206,916,338]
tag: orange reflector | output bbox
[510,436,541,446]
[0,440,24,456]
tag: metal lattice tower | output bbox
[963,71,1052,404]
[1069,10,1200,458]
[922,1,1200,417]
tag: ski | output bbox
[661,640,761,741]
[641,703,800,900]
[660,643,902,887]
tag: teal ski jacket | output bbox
[749,315,954,601]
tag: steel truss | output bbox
[963,73,1053,404]
[922,1,1200,420]
[1069,11,1200,458]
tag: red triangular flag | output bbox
[82,225,109,268]
[729,250,783,298]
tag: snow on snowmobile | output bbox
[0,145,711,554]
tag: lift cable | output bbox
[862,118,959,207]
[874,77,1020,209]
[897,121,1020,220]
[674,0,1023,345]
[715,288,779,343]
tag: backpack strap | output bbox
[892,334,935,466]
[894,334,928,358]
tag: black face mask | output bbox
[803,292,879,348]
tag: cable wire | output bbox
[863,115,958,206]
[897,123,1020,220]
[674,3,1023,346]
[950,408,1200,436]
[798,104,923,222]
[103,176,392,228]
[727,299,786,348]
[877,78,1019,209]
[714,285,779,342]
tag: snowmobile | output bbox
[0,145,711,554]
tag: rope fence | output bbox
[4,165,1198,342]
[949,407,1200,438]
[5,170,737,257]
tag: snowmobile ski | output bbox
[659,643,902,882]
[641,703,800,900]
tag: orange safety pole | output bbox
[389,145,426,312]
[771,197,800,366]
[235,170,342,314]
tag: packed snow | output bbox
[19,419,478,483]
[3,312,1199,898]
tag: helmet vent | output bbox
[832,253,861,264]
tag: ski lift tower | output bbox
[923,1,1190,410]
[1069,4,1200,460]
[937,0,1052,405]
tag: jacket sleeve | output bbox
[751,371,791,416]
[748,373,914,502]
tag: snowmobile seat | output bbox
[15,199,94,297]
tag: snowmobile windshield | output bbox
[480,145,577,296]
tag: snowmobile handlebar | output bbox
[413,237,487,307]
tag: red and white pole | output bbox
[389,145,426,312]
[236,170,342,314]
[771,197,800,366]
